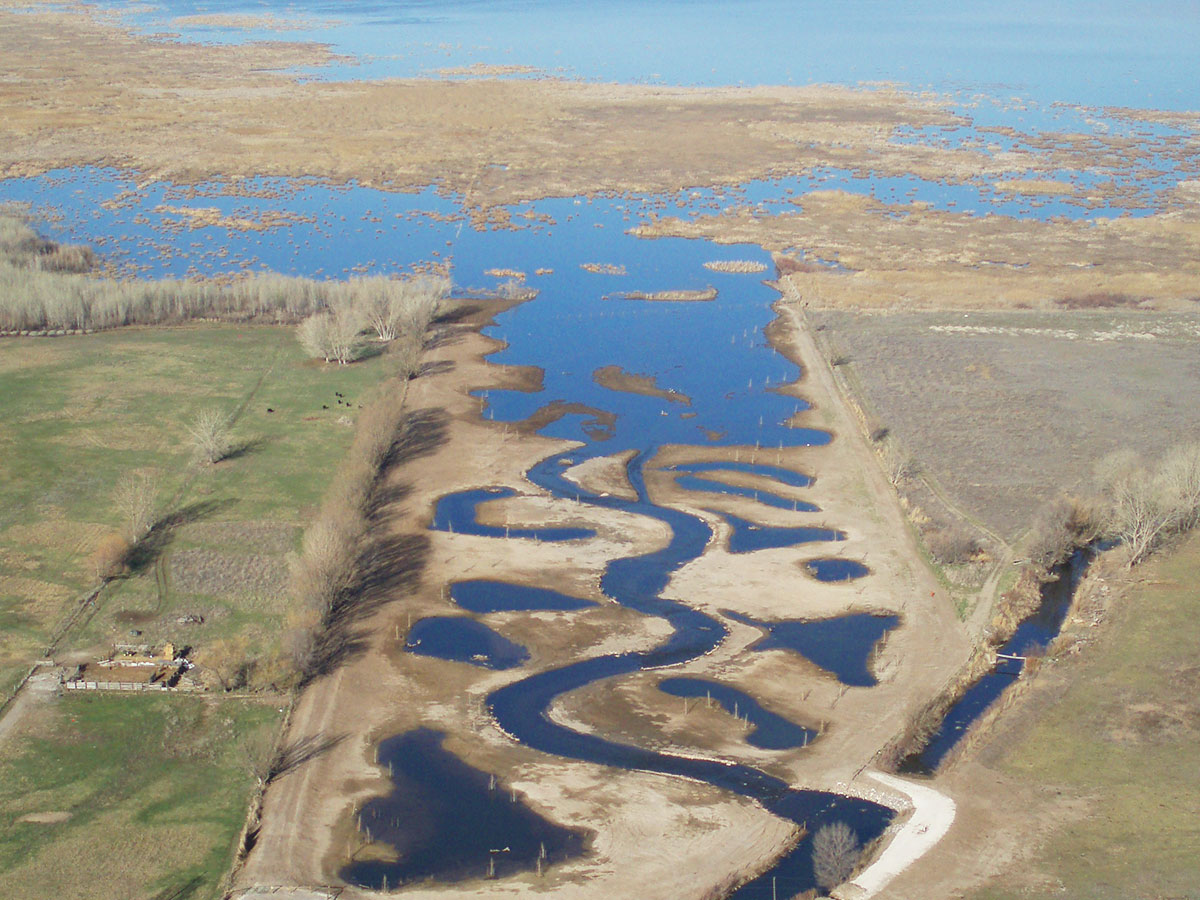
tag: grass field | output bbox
[0,324,396,693]
[970,533,1200,899]
[0,692,282,900]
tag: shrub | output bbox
[90,532,133,580]
[925,523,979,565]
[113,471,159,542]
[1094,442,1200,566]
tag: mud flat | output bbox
[593,365,691,405]
[609,287,718,302]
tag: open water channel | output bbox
[3,1,1196,894]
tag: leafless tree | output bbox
[883,441,917,485]
[326,304,366,365]
[298,312,334,362]
[113,471,159,542]
[812,821,860,891]
[1094,443,1200,567]
[391,333,424,381]
[187,407,233,464]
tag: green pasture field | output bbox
[972,533,1200,899]
[0,691,282,900]
[0,324,394,693]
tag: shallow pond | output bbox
[451,580,597,613]
[803,557,871,583]
[405,617,529,670]
[340,728,588,888]
[720,513,845,555]
[673,473,820,513]
[430,486,595,542]
[727,610,901,687]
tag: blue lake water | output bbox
[3,1,1192,892]
[803,558,871,583]
[79,0,1200,117]
[674,473,820,513]
[341,728,587,887]
[721,513,845,555]
[430,486,595,541]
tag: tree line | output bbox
[0,206,448,335]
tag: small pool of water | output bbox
[431,487,596,542]
[406,617,530,670]
[674,473,819,512]
[451,580,598,613]
[803,557,870,582]
[658,676,816,750]
[720,513,844,554]
[340,728,587,888]
[727,610,900,687]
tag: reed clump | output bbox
[0,208,449,336]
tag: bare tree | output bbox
[398,274,449,336]
[187,407,233,464]
[297,304,366,365]
[1160,442,1200,532]
[327,304,365,365]
[355,278,403,343]
[298,312,334,362]
[1094,445,1200,567]
[391,333,424,381]
[883,441,916,486]
[113,471,159,542]
[812,821,861,891]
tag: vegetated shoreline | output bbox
[7,0,1196,215]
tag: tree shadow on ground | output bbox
[150,876,204,900]
[384,407,449,469]
[221,436,268,463]
[269,731,347,782]
[302,532,431,683]
[126,498,233,573]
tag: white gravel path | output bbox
[838,770,956,899]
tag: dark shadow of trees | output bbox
[126,497,232,573]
